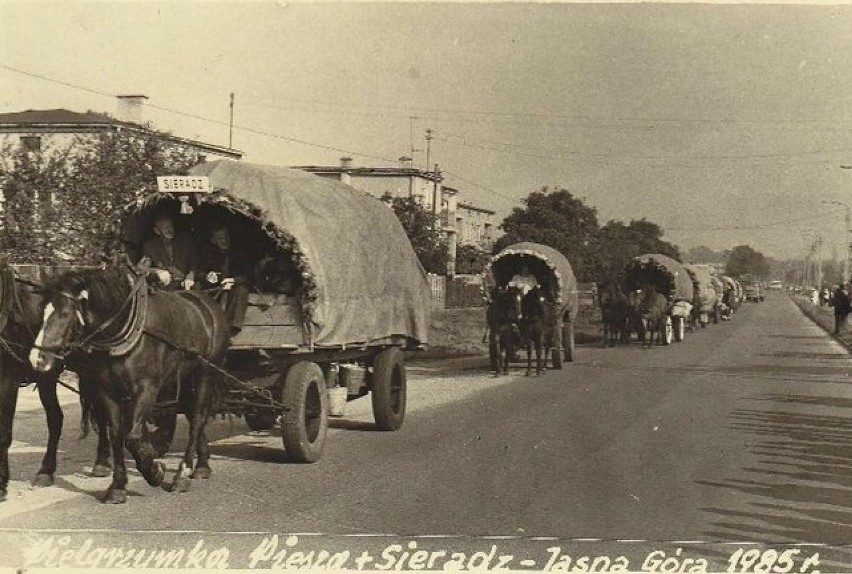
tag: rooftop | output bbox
[0,108,242,159]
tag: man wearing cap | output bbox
[199,224,251,337]
[139,214,197,290]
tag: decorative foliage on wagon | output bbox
[624,258,676,297]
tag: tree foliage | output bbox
[725,245,771,279]
[381,193,449,275]
[0,129,202,264]
[495,187,599,281]
[596,219,681,280]
[455,243,490,275]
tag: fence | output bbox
[427,273,445,304]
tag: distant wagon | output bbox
[119,161,431,462]
[483,242,579,370]
[684,264,720,327]
[624,254,694,344]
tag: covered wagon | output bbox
[120,160,431,462]
[624,254,694,343]
[684,264,720,327]
[483,242,579,370]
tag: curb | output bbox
[789,295,852,351]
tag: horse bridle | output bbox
[36,273,147,360]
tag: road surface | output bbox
[2,293,852,571]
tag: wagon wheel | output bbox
[281,361,328,463]
[145,412,177,458]
[371,347,407,431]
[663,317,673,346]
[562,320,575,363]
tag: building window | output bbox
[20,136,41,152]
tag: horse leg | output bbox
[101,395,128,504]
[80,379,112,478]
[33,375,63,487]
[535,336,543,376]
[124,382,165,488]
[173,373,212,491]
[191,375,216,481]
[0,373,20,502]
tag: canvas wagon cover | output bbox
[131,161,430,347]
[625,254,694,303]
[485,242,579,321]
[684,264,718,313]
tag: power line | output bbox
[434,128,852,162]
[0,63,399,164]
[664,208,844,232]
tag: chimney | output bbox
[398,156,413,169]
[340,156,353,169]
[116,95,148,124]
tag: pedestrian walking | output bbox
[834,285,851,335]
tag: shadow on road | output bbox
[699,393,852,545]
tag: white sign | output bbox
[156,175,210,193]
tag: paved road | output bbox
[3,293,852,570]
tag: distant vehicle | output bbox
[742,280,764,302]
[768,280,783,290]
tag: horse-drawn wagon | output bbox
[683,264,720,327]
[483,242,578,373]
[118,161,431,463]
[624,254,694,344]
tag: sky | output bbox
[3,1,852,261]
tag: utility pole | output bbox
[229,92,235,149]
[432,163,440,224]
[425,129,433,172]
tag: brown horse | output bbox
[638,286,669,347]
[0,263,110,502]
[598,279,628,347]
[29,266,228,504]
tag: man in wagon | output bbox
[508,265,540,295]
[139,213,198,290]
[199,223,252,337]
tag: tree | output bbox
[596,219,681,279]
[0,129,202,264]
[381,193,449,275]
[725,245,771,279]
[495,187,599,281]
[455,243,490,275]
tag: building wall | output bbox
[456,205,495,251]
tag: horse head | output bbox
[29,267,133,373]
[520,286,546,321]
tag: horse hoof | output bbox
[103,488,127,504]
[171,476,191,493]
[192,466,211,480]
[148,462,166,487]
[91,464,112,478]
[33,473,54,488]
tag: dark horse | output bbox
[518,287,546,376]
[0,263,110,502]
[598,279,628,347]
[486,286,546,377]
[487,287,522,376]
[29,266,229,504]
